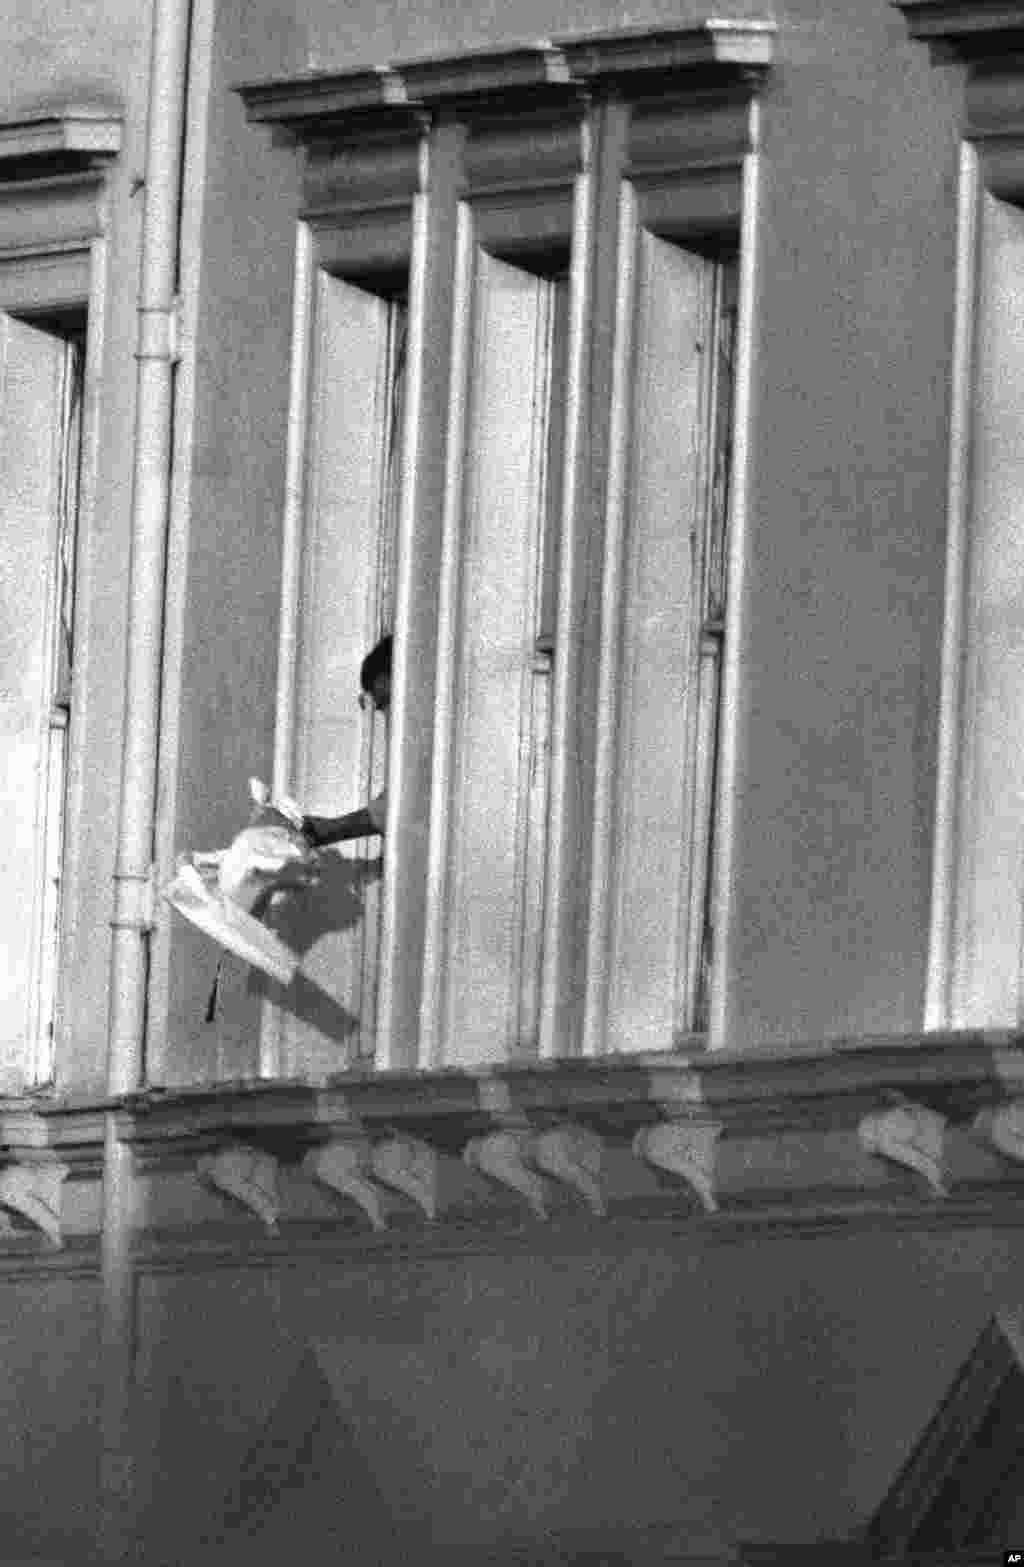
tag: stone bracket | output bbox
[634,1120,721,1213]
[464,1124,606,1220]
[0,1161,70,1248]
[198,1143,281,1232]
[465,1130,549,1219]
[370,1136,440,1222]
[859,1102,948,1197]
[974,1097,1024,1166]
[304,1139,385,1230]
[534,1124,606,1217]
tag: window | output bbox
[428,251,570,1061]
[946,187,1024,1027]
[242,23,771,1070]
[0,313,84,1086]
[0,108,117,1092]
[278,275,407,1072]
[920,63,1024,1028]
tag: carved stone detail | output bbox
[303,1139,385,1230]
[973,1098,1024,1166]
[464,1131,548,1220]
[371,1136,440,1221]
[533,1124,606,1217]
[0,1162,70,1247]
[858,1102,948,1197]
[634,1121,721,1212]
[198,1144,281,1232]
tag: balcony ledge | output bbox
[3,1030,1024,1253]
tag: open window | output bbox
[277,272,407,1071]
[242,23,770,1070]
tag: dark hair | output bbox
[360,633,393,693]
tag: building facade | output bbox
[2,0,1024,1560]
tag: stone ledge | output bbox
[1,1030,1022,1242]
[0,106,122,179]
[236,21,775,141]
[124,1181,1024,1273]
[115,1025,1024,1140]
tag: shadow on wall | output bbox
[249,852,382,1047]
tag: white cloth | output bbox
[163,778,318,984]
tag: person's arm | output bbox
[303,806,381,847]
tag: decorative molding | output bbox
[304,1138,386,1230]
[973,1096,1024,1161]
[198,1144,281,1232]
[634,1121,720,1212]
[858,1102,949,1197]
[0,1097,107,1166]
[533,1124,606,1216]
[893,1,1024,61]
[300,133,424,227]
[0,1161,69,1247]
[557,19,776,81]
[0,174,110,254]
[462,115,585,195]
[464,1125,605,1220]
[239,24,772,265]
[370,1136,440,1221]
[957,65,1024,198]
[464,1130,549,1220]
[17,1027,1013,1242]
[115,1030,1024,1145]
[236,22,775,140]
[0,106,122,174]
[0,107,120,315]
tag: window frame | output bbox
[241,25,772,1069]
[0,110,118,1088]
[892,45,1024,1028]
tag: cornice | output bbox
[893,0,1024,62]
[111,1028,1024,1235]
[0,106,122,181]
[236,21,776,143]
[0,1096,108,1172]
[9,1030,1024,1250]
[114,1026,1024,1141]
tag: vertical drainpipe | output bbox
[100,0,191,1554]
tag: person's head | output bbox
[359,633,392,713]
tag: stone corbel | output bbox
[533,1124,606,1216]
[304,1138,386,1230]
[464,1130,549,1220]
[198,1143,281,1232]
[972,1098,1024,1166]
[370,1136,440,1222]
[465,1124,606,1220]
[0,1161,70,1247]
[858,1102,948,1197]
[633,1120,721,1212]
